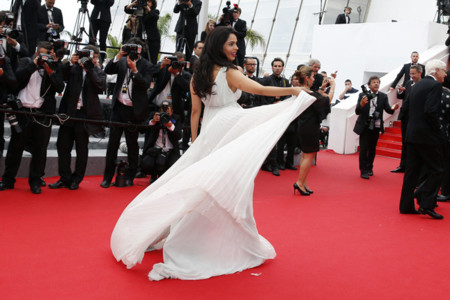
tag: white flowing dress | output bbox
[110,67,317,280]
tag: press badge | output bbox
[122,85,127,93]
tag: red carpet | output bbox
[1,151,449,299]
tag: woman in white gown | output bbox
[110,27,317,280]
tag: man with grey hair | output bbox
[399,59,447,219]
[308,58,323,92]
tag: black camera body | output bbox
[159,112,171,124]
[4,94,23,134]
[360,85,377,101]
[37,53,56,66]
[76,49,95,69]
[220,1,238,26]
[0,26,19,39]
[122,44,142,61]
[167,56,188,70]
[136,0,147,8]
[114,159,128,187]
[367,111,380,130]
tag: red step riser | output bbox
[376,148,402,159]
[392,121,402,128]
[379,134,402,143]
[377,141,402,150]
[384,127,402,135]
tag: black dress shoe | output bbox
[391,166,405,173]
[100,180,112,188]
[49,180,69,189]
[368,170,374,176]
[418,207,443,219]
[40,177,46,187]
[135,171,146,178]
[279,164,286,171]
[261,164,272,172]
[125,179,134,187]
[150,176,157,184]
[285,164,297,170]
[360,173,369,179]
[69,182,79,190]
[30,185,42,194]
[0,181,14,191]
[437,194,450,202]
[272,168,280,176]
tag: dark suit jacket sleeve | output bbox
[37,6,48,34]
[0,57,18,91]
[391,64,407,88]
[425,83,443,132]
[48,62,66,93]
[173,71,191,93]
[355,93,364,115]
[104,58,119,74]
[131,63,152,90]
[187,1,202,17]
[234,20,247,39]
[86,66,107,94]
[335,14,345,24]
[15,57,38,91]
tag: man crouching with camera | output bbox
[141,101,181,184]
[353,76,399,179]
[49,45,106,191]
[0,41,64,194]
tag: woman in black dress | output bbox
[294,66,335,196]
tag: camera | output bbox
[360,85,377,101]
[4,94,23,134]
[122,44,142,60]
[76,49,95,69]
[114,159,128,187]
[220,1,238,26]
[1,12,15,26]
[52,39,69,59]
[0,26,19,39]
[367,111,380,130]
[37,53,56,66]
[166,56,188,70]
[159,112,171,124]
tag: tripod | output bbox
[69,1,96,55]
[175,7,188,54]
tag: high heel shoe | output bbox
[293,183,310,196]
[305,187,314,194]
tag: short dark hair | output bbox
[271,57,284,67]
[194,41,204,49]
[37,41,53,52]
[410,64,423,73]
[174,51,185,59]
[368,76,380,85]
[345,79,352,83]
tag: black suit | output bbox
[56,62,106,185]
[310,72,324,92]
[232,18,247,67]
[37,4,65,42]
[0,57,18,158]
[173,0,202,61]
[12,0,41,54]
[396,79,416,169]
[1,32,30,71]
[391,63,425,88]
[2,57,64,189]
[90,0,115,61]
[354,91,395,174]
[400,76,443,212]
[103,56,154,183]
[189,54,199,74]
[335,13,350,24]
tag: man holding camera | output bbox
[37,0,65,42]
[0,41,64,194]
[141,101,181,183]
[354,76,399,179]
[173,0,202,61]
[0,11,30,71]
[49,45,106,190]
[101,38,154,188]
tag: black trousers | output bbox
[103,102,140,182]
[441,141,450,196]
[359,127,380,174]
[56,110,90,185]
[0,113,4,156]
[90,19,110,61]
[176,30,196,61]
[399,119,408,169]
[2,115,51,187]
[399,142,443,212]
[145,39,160,65]
[141,147,180,177]
[277,122,297,167]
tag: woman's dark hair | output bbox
[149,0,157,10]
[193,27,238,98]
[294,66,314,86]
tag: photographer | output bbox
[37,0,65,43]
[0,11,30,71]
[125,0,161,64]
[0,55,18,160]
[354,76,399,179]
[49,45,106,190]
[0,41,64,194]
[101,37,155,188]
[173,0,202,61]
[90,0,115,63]
[141,101,181,183]
[12,0,40,54]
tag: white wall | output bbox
[366,0,440,23]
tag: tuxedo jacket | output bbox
[260,74,291,105]
[405,76,442,145]
[335,13,350,24]
[233,19,247,56]
[104,56,154,122]
[0,57,18,103]
[15,56,65,114]
[143,112,182,153]
[37,4,65,42]
[353,91,394,135]
[91,0,115,23]
[12,0,41,52]
[149,65,191,116]
[173,0,202,35]
[391,63,426,88]
[396,79,415,121]
[59,62,106,133]
[3,32,30,71]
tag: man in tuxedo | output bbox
[0,41,64,194]
[173,0,202,61]
[308,58,324,92]
[49,45,106,190]
[353,76,399,179]
[399,60,447,219]
[335,7,352,24]
[391,65,423,173]
[231,7,247,68]
[141,101,181,183]
[189,40,203,74]
[0,55,18,159]
[390,51,425,91]
[12,0,41,54]
[238,58,263,108]
[0,11,30,70]
[101,38,154,188]
[89,0,115,63]
[37,0,64,42]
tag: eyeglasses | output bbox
[246,63,256,66]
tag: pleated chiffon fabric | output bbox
[111,67,317,280]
